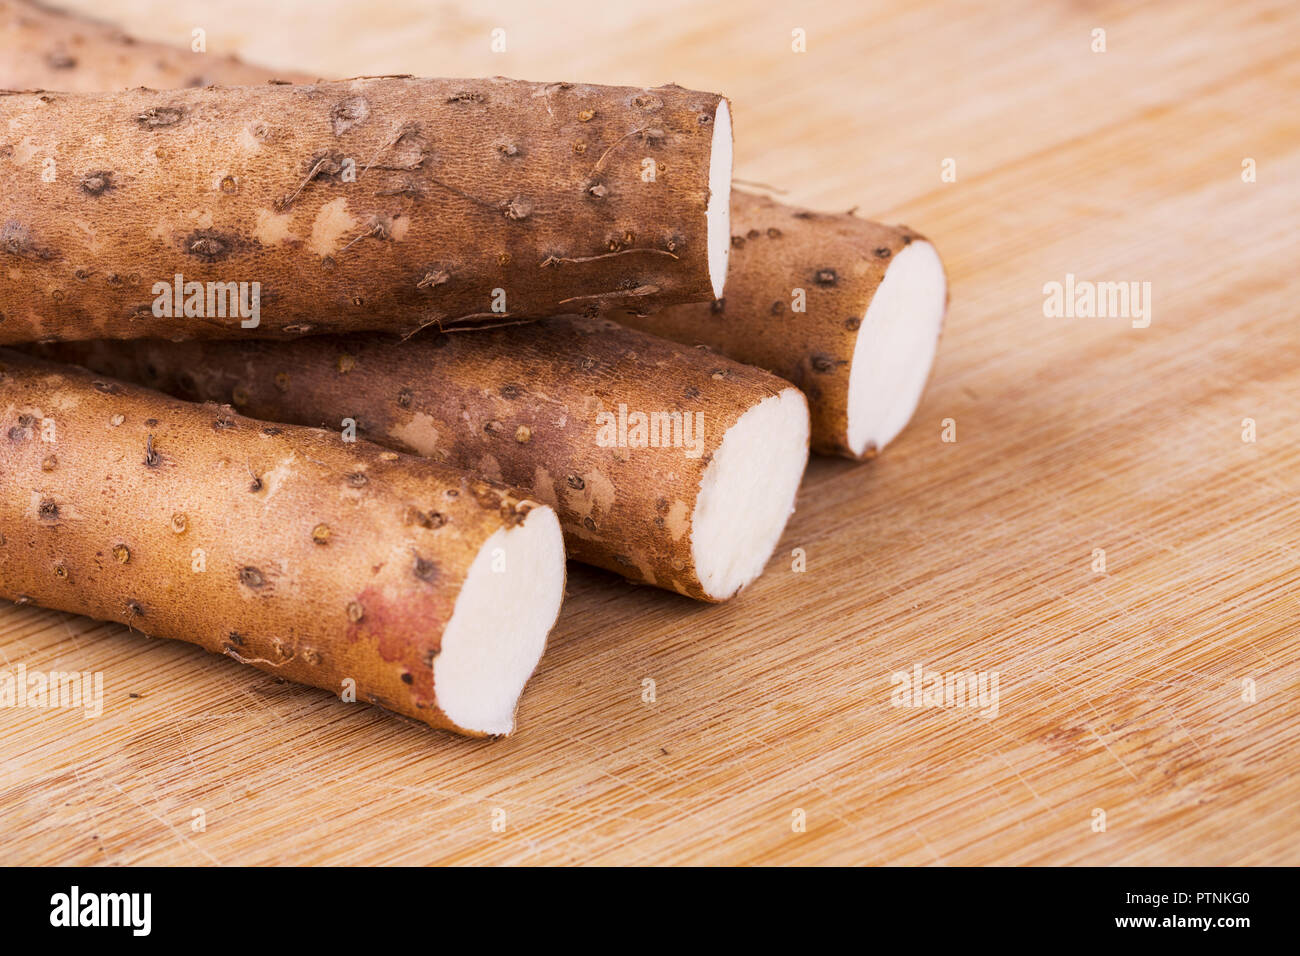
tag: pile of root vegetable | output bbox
[0,0,947,736]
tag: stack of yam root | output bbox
[0,0,948,736]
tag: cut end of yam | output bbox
[845,239,948,457]
[692,387,810,601]
[706,98,733,301]
[434,504,566,736]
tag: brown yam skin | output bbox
[0,76,727,342]
[0,0,309,91]
[3,13,939,461]
[618,190,936,459]
[39,317,794,600]
[0,349,553,735]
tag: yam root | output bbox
[0,349,566,736]
[617,191,948,459]
[3,3,945,458]
[41,316,810,601]
[0,75,732,342]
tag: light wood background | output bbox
[2,0,1297,865]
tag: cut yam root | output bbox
[3,7,944,459]
[0,350,565,736]
[845,237,948,456]
[691,386,809,598]
[43,316,811,601]
[0,75,731,342]
[618,190,948,459]
[437,516,565,734]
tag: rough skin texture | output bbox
[0,75,728,342]
[2,6,942,459]
[618,190,942,459]
[0,349,556,735]
[40,316,797,600]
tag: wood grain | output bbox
[1,0,1297,865]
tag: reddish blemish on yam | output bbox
[345,584,446,701]
[0,350,555,734]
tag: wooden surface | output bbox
[2,0,1298,865]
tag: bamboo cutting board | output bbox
[1,0,1297,865]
